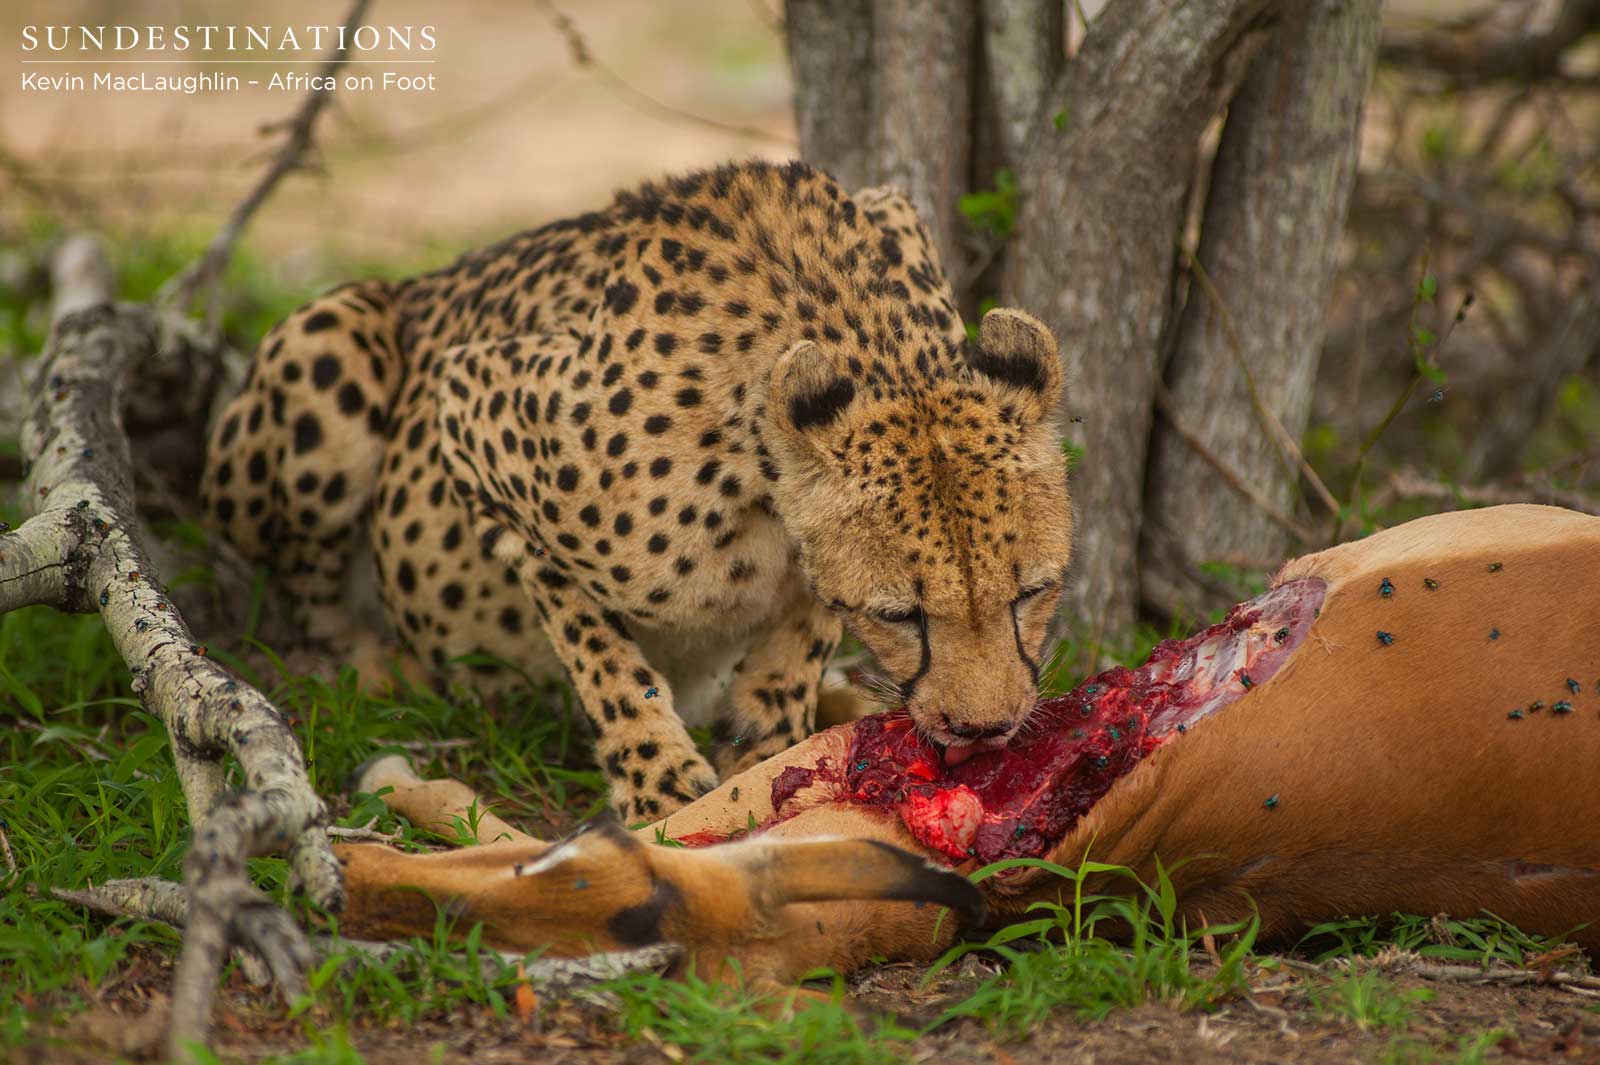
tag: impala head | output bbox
[764,308,1072,760]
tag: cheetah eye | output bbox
[1014,582,1056,605]
[871,605,925,628]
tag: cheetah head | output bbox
[764,308,1072,761]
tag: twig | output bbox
[388,736,476,753]
[49,879,678,992]
[1379,0,1600,87]
[1407,960,1600,990]
[158,0,371,320]
[52,879,192,927]
[1177,242,1342,524]
[1334,267,1474,542]
[320,937,682,993]
[1374,468,1600,516]
[1154,385,1317,543]
[536,0,793,147]
[326,822,403,844]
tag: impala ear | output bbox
[767,340,857,439]
[968,308,1063,423]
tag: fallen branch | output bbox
[0,7,374,1058]
[3,241,341,1062]
[1373,468,1600,516]
[52,877,680,993]
[326,818,404,844]
[0,820,15,879]
[1407,960,1600,991]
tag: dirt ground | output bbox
[24,945,1600,1064]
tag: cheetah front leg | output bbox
[713,582,840,778]
[521,572,720,821]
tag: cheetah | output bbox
[201,160,1074,820]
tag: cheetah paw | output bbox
[612,750,719,822]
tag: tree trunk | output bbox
[1142,0,1383,621]
[1001,0,1273,638]
[784,0,875,191]
[981,0,1063,172]
[869,0,977,293]
[785,0,979,295]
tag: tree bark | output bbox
[1002,0,1273,637]
[1142,0,1382,620]
[784,0,875,191]
[869,0,979,293]
[981,0,1063,170]
[785,0,979,294]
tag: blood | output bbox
[769,577,1326,864]
[770,763,823,809]
[671,829,735,848]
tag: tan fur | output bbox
[201,161,1072,819]
[335,504,1600,981]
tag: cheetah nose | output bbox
[941,714,1009,741]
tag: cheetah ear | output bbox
[767,340,857,441]
[968,308,1063,424]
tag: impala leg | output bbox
[352,754,535,845]
[334,808,975,980]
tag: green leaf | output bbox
[958,168,1017,240]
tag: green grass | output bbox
[1299,912,1574,967]
[1309,966,1431,1032]
[609,968,916,1065]
[0,551,1267,1062]
[296,919,523,1028]
[1380,1029,1511,1065]
[925,855,1258,1037]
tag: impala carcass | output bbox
[334,504,1600,986]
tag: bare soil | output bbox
[14,944,1600,1064]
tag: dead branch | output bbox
[1372,468,1600,516]
[538,0,793,147]
[159,0,372,320]
[1153,386,1316,543]
[0,822,15,880]
[51,877,682,993]
[1405,959,1600,990]
[1380,0,1600,86]
[0,11,383,1057]
[1,241,341,1061]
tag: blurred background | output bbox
[2,0,1597,649]
[0,0,794,253]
